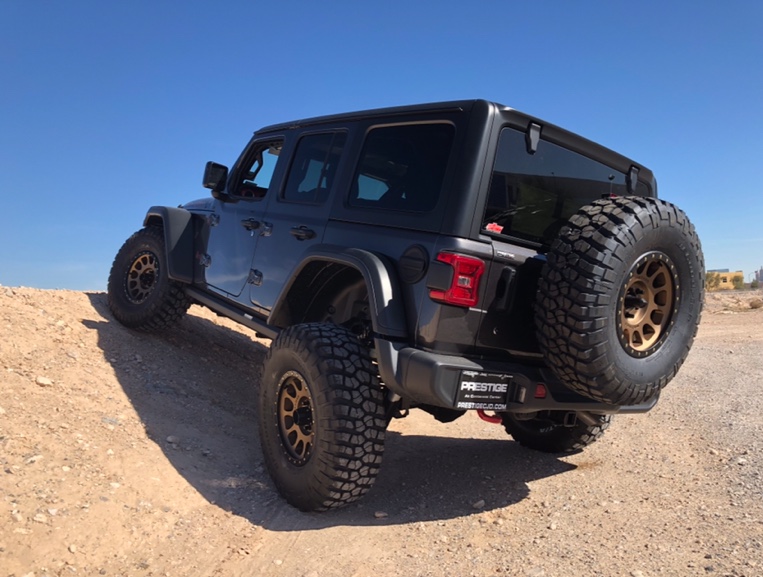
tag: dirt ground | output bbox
[1,287,762,577]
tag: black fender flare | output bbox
[143,206,195,284]
[269,245,408,340]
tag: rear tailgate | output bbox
[472,121,654,361]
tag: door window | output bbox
[282,132,347,204]
[233,141,283,200]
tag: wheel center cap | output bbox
[624,294,648,311]
[293,406,312,430]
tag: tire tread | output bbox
[107,226,190,331]
[502,413,612,453]
[259,323,386,511]
[535,197,704,405]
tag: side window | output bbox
[349,123,455,212]
[282,132,347,204]
[235,141,283,200]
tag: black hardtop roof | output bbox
[254,99,489,135]
[252,98,654,187]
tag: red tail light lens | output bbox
[429,252,485,307]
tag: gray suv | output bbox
[108,100,704,511]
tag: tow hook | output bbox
[477,409,502,424]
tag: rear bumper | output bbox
[375,338,656,414]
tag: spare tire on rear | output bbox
[535,196,704,406]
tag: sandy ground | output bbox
[1,287,762,577]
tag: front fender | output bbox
[143,206,195,284]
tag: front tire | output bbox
[107,226,190,331]
[258,323,386,511]
[502,412,612,453]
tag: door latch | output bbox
[247,269,263,286]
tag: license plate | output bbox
[456,370,512,410]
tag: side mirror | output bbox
[202,161,228,193]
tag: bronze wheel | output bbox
[618,252,678,357]
[536,196,704,405]
[258,323,387,511]
[125,251,159,304]
[107,227,190,331]
[277,371,315,465]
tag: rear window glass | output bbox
[349,123,454,212]
[484,128,649,247]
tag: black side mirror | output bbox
[202,161,228,193]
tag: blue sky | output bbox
[1,1,762,290]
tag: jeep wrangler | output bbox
[107,100,704,511]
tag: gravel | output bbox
[1,287,761,576]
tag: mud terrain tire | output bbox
[502,412,612,453]
[107,226,190,331]
[258,323,386,512]
[536,197,704,405]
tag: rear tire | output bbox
[107,227,190,331]
[502,412,612,453]
[258,323,386,511]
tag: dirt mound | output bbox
[1,288,279,574]
[2,287,762,576]
[705,288,763,313]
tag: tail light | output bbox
[429,252,485,308]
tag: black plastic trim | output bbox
[143,206,195,284]
[525,122,541,154]
[379,342,657,414]
[184,286,280,340]
[269,244,408,339]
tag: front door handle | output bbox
[290,226,316,241]
[241,218,261,231]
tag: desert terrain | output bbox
[1,287,762,577]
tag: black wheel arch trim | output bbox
[143,206,195,284]
[268,244,408,339]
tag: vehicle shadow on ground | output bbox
[86,294,577,531]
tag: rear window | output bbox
[349,123,454,212]
[483,128,649,247]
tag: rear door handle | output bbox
[290,226,316,241]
